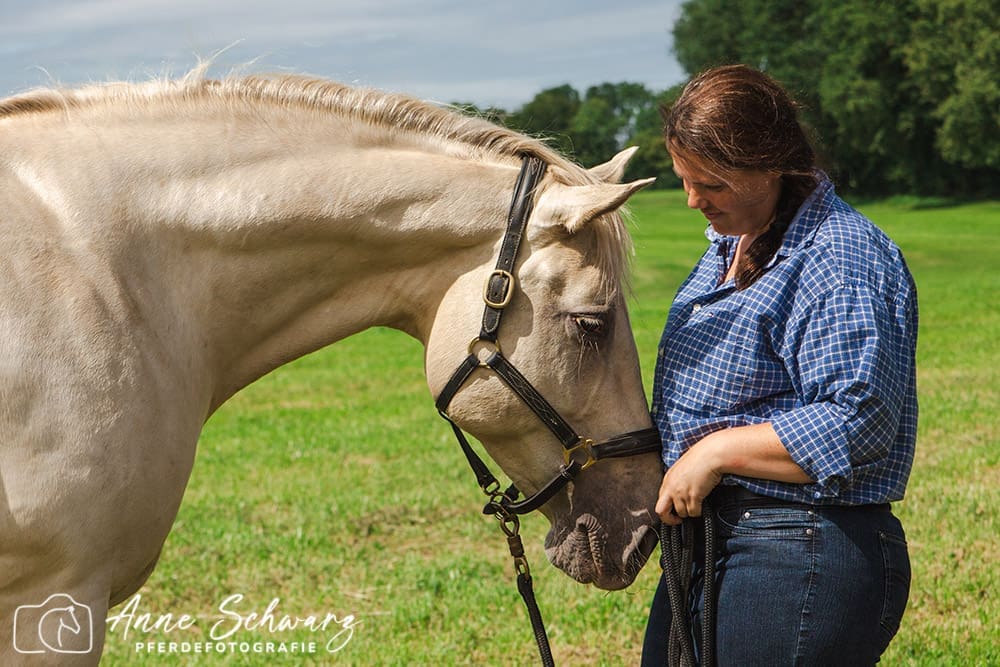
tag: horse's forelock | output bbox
[594,209,634,300]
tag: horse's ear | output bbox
[534,175,656,233]
[587,146,640,184]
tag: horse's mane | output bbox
[0,69,632,290]
[1,69,576,170]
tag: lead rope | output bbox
[659,499,716,667]
[489,489,555,667]
[701,501,716,667]
[436,155,661,665]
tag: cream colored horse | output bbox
[0,71,660,664]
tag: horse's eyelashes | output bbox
[572,314,607,339]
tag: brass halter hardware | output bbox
[435,155,661,517]
[432,155,662,667]
[483,269,516,309]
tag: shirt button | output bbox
[692,304,702,312]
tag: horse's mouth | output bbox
[623,523,659,582]
[544,515,658,590]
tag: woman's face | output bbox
[670,150,782,239]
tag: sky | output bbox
[0,0,687,109]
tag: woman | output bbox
[642,65,917,665]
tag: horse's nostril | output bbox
[575,513,601,534]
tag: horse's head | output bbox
[426,148,661,590]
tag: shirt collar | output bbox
[767,173,835,267]
[702,172,835,264]
[704,225,726,244]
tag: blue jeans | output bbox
[641,489,910,666]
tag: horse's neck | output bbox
[16,110,515,411]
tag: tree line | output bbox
[461,0,998,197]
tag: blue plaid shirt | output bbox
[651,177,918,505]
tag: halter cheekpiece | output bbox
[434,155,661,666]
[434,155,661,516]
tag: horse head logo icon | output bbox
[13,593,94,654]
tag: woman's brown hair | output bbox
[662,64,819,289]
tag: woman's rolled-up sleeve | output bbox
[771,282,910,500]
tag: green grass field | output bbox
[100,191,998,665]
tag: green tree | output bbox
[624,85,685,187]
[568,96,619,167]
[501,82,671,183]
[583,82,658,145]
[505,84,581,155]
[812,0,939,192]
[670,0,1000,196]
[672,0,824,104]
[569,83,658,167]
[904,0,1000,173]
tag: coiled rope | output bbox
[658,498,716,667]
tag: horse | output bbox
[0,69,661,664]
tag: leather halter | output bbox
[435,155,661,517]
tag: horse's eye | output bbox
[572,314,607,339]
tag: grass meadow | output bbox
[100,191,998,665]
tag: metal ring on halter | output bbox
[468,337,502,367]
[435,156,662,667]
[563,437,598,470]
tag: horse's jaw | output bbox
[542,504,660,590]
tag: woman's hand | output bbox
[655,432,724,525]
[655,423,813,525]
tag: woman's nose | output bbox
[686,186,707,210]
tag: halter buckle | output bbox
[563,437,598,470]
[483,269,515,309]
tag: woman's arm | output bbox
[655,423,812,525]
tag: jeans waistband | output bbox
[710,484,890,512]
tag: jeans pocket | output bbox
[718,506,816,539]
[878,530,911,638]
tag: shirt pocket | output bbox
[662,300,792,414]
[674,341,786,413]
[662,311,743,413]
[727,338,795,410]
[704,340,758,410]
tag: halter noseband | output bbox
[434,155,661,517]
